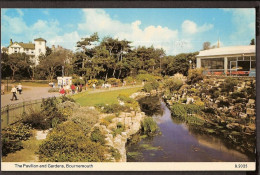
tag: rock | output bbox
[246,108,255,115]
[186,97,194,104]
[248,99,255,104]
[239,113,247,119]
[35,129,50,140]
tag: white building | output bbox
[6,38,47,65]
[196,45,256,76]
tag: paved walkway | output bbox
[1,85,143,108]
[1,86,59,107]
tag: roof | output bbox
[197,45,255,57]
[18,43,35,49]
[34,38,46,42]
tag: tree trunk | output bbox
[112,68,116,77]
[105,72,108,81]
[118,69,122,79]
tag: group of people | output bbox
[10,83,23,101]
[59,84,85,95]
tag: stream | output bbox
[126,96,253,162]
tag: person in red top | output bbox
[59,86,65,96]
[71,84,76,94]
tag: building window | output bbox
[227,57,237,69]
[201,58,224,70]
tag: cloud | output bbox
[79,9,180,55]
[42,10,49,15]
[1,9,80,51]
[182,20,213,35]
[223,9,255,42]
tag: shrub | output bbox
[171,104,202,118]
[2,122,32,156]
[112,123,125,137]
[187,68,204,85]
[38,121,107,162]
[138,70,148,74]
[95,103,130,114]
[108,146,121,161]
[90,127,106,145]
[136,74,156,82]
[141,117,158,136]
[143,81,159,93]
[100,115,116,127]
[118,94,135,103]
[60,95,75,103]
[222,78,238,93]
[97,79,105,86]
[230,92,246,99]
[107,78,121,86]
[69,107,100,135]
[124,76,134,84]
[73,78,85,85]
[163,78,183,93]
[22,108,50,129]
[88,79,98,86]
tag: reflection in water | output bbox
[126,98,252,162]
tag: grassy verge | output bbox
[73,87,142,106]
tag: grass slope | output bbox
[73,87,141,106]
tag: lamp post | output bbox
[189,60,192,69]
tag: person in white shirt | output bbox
[17,83,22,94]
[11,85,18,101]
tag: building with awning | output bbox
[196,45,256,76]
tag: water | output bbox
[126,98,252,162]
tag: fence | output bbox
[1,99,43,129]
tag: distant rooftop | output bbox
[197,45,255,57]
[34,38,46,42]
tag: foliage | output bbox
[171,104,203,118]
[112,122,125,137]
[187,68,204,85]
[87,79,98,86]
[38,121,107,162]
[143,80,159,93]
[108,146,121,161]
[136,74,156,82]
[118,94,135,103]
[95,103,131,114]
[141,117,158,136]
[107,78,121,85]
[124,76,134,84]
[1,122,32,156]
[69,106,100,135]
[222,78,238,93]
[60,95,76,103]
[100,115,116,127]
[72,78,85,85]
[163,78,183,92]
[230,91,246,99]
[90,127,106,145]
[97,79,105,86]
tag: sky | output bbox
[1,8,255,55]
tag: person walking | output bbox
[17,83,22,94]
[59,86,65,96]
[11,85,18,101]
[92,83,96,90]
[71,84,76,94]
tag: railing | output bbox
[203,69,255,77]
[1,99,42,129]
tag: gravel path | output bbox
[1,86,59,107]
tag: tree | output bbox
[202,42,211,50]
[250,38,255,45]
[2,53,32,80]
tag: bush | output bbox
[22,108,50,129]
[143,81,159,93]
[95,103,131,114]
[60,95,75,103]
[141,117,158,136]
[136,74,156,82]
[187,68,204,85]
[69,107,100,135]
[100,115,116,127]
[118,94,135,103]
[171,104,202,118]
[73,78,85,85]
[222,78,238,93]
[112,123,125,137]
[108,146,121,161]
[97,79,105,86]
[88,79,98,86]
[2,122,32,156]
[91,127,106,145]
[38,121,107,162]
[163,78,183,93]
[107,78,121,86]
[124,76,134,84]
[230,92,246,99]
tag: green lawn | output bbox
[73,87,142,106]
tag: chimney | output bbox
[10,39,13,45]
